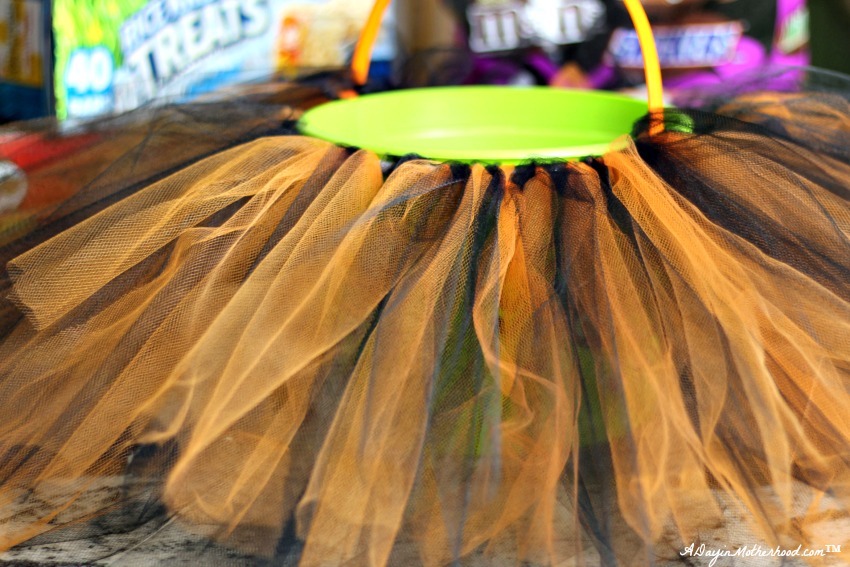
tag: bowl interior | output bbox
[299,86,648,164]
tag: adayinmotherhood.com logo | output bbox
[681,542,842,566]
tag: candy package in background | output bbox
[438,0,809,95]
[603,0,809,93]
[1,0,396,123]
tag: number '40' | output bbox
[65,47,114,94]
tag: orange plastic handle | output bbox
[351,0,392,86]
[351,0,664,129]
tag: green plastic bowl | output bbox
[299,86,648,164]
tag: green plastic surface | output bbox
[299,86,648,163]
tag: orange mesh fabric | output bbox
[0,92,849,566]
[0,87,327,339]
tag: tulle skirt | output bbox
[0,74,849,566]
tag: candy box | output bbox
[0,0,396,122]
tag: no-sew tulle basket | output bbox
[0,1,849,565]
